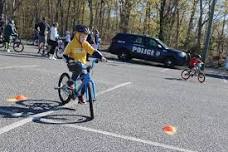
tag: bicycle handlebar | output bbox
[67,57,99,70]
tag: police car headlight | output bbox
[179,52,186,57]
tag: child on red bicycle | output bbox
[189,54,204,71]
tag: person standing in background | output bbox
[48,23,59,60]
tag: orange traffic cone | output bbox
[7,95,28,102]
[163,124,176,135]
[15,95,28,101]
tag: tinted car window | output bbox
[145,38,158,48]
[132,36,143,45]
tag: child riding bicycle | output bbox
[189,54,204,72]
[63,25,106,104]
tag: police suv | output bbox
[108,33,187,67]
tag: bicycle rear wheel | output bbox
[87,82,94,119]
[13,42,24,52]
[58,73,71,104]
[0,36,4,48]
[55,48,64,59]
[198,72,205,83]
[181,69,191,80]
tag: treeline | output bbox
[0,0,227,64]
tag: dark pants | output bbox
[48,39,58,55]
[68,62,86,95]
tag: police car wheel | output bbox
[118,52,130,61]
[164,58,175,68]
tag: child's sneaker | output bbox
[52,56,57,60]
[78,95,86,104]
[67,80,74,92]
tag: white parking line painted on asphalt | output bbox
[0,82,132,135]
[0,110,53,135]
[97,82,132,96]
[65,124,197,152]
[37,118,197,152]
[0,65,39,70]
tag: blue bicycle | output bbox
[56,58,98,119]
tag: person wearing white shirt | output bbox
[48,23,59,60]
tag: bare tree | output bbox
[119,0,133,33]
[65,0,71,31]
[159,0,166,41]
[184,0,198,49]
[0,0,5,17]
[88,0,93,28]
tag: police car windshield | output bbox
[155,38,169,49]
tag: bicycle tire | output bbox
[13,42,24,52]
[88,82,94,119]
[198,72,205,83]
[39,46,49,56]
[58,73,71,104]
[0,42,4,48]
[0,37,4,48]
[55,48,64,59]
[181,69,191,80]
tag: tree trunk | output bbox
[12,0,23,19]
[65,0,71,31]
[184,0,198,49]
[106,3,111,31]
[47,0,51,21]
[115,0,119,31]
[55,0,61,22]
[98,0,104,31]
[196,0,203,50]
[119,0,133,33]
[202,0,217,63]
[159,0,166,41]
[88,0,93,28]
[94,0,100,27]
[175,8,180,48]
[60,0,64,35]
[0,0,4,17]
[143,0,150,34]
[81,1,85,24]
[217,13,226,67]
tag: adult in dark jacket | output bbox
[4,20,17,52]
[36,17,50,53]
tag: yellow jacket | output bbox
[63,32,95,64]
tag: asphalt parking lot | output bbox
[0,45,227,152]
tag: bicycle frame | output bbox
[190,64,204,76]
[72,73,96,101]
[71,58,98,101]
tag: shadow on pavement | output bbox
[106,56,180,69]
[0,99,64,118]
[205,73,228,80]
[164,77,183,81]
[33,114,92,125]
[0,99,92,124]
[0,50,49,60]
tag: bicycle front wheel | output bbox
[198,72,205,83]
[87,82,94,119]
[181,69,191,80]
[55,48,64,59]
[13,42,24,52]
[58,73,71,104]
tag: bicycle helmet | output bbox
[195,55,202,59]
[75,25,90,35]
